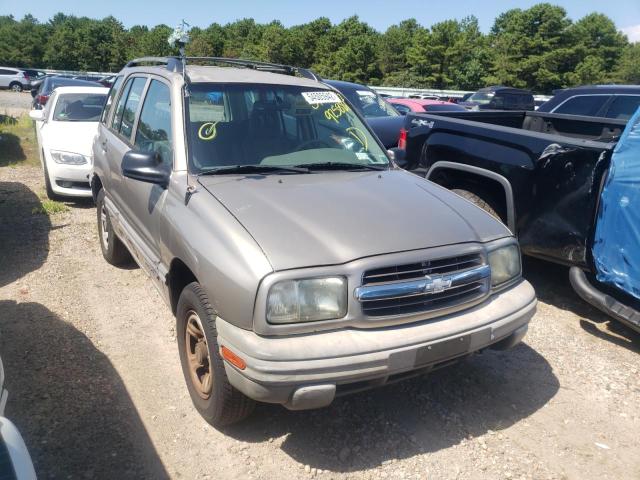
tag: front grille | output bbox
[358,253,488,317]
[362,254,483,285]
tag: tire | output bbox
[43,161,62,201]
[9,82,22,92]
[96,189,132,266]
[177,282,255,427]
[452,188,503,223]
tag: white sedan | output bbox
[30,86,109,199]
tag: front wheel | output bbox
[10,82,22,92]
[177,282,255,427]
[96,189,132,266]
[43,161,61,201]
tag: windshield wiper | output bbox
[198,164,310,176]
[292,162,387,171]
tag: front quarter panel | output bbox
[161,173,273,330]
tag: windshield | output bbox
[468,91,495,105]
[187,83,390,173]
[340,88,399,118]
[53,93,106,122]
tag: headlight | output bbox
[488,244,521,287]
[267,277,347,324]
[50,150,88,165]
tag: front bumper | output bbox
[217,279,536,410]
[46,159,92,197]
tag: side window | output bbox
[555,96,609,116]
[491,95,506,108]
[134,80,173,167]
[101,76,123,124]
[110,76,146,139]
[394,104,411,115]
[120,78,147,139]
[111,79,134,133]
[0,69,14,75]
[605,96,640,121]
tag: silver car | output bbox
[0,67,32,92]
[92,57,537,426]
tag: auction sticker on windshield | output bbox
[302,91,341,105]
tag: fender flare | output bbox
[426,161,516,233]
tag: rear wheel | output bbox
[452,188,503,223]
[9,82,22,92]
[177,282,255,427]
[96,189,132,266]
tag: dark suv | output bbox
[460,86,535,111]
[537,85,640,121]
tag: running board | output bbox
[569,267,640,333]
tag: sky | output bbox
[2,0,640,41]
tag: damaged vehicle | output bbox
[92,56,536,426]
[401,107,640,332]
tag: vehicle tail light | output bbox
[220,346,246,370]
[398,128,407,150]
[36,94,49,105]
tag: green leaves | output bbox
[0,6,636,93]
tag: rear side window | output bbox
[555,95,609,116]
[120,78,147,139]
[101,76,123,124]
[0,69,16,75]
[605,96,640,121]
[134,80,173,167]
[111,76,146,139]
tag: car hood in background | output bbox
[42,121,99,158]
[365,116,405,149]
[199,170,510,270]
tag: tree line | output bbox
[0,3,638,93]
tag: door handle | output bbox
[100,140,108,152]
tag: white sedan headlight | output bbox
[267,277,347,324]
[50,150,88,165]
[488,244,521,287]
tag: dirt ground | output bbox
[0,164,639,480]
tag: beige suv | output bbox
[92,57,537,426]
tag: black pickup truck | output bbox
[400,109,640,331]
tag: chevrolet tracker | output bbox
[91,56,537,426]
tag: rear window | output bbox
[605,96,640,121]
[425,104,467,112]
[340,88,399,118]
[554,95,609,117]
[53,93,107,122]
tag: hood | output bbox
[44,121,99,157]
[199,170,510,271]
[365,116,405,149]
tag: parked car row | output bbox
[27,54,638,434]
[0,65,115,93]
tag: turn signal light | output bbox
[220,346,246,370]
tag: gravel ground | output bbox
[0,90,32,116]
[0,165,639,480]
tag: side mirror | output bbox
[387,147,408,169]
[122,150,169,188]
[29,109,44,121]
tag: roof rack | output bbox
[124,56,322,82]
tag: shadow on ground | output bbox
[225,343,558,472]
[0,181,50,288]
[0,300,169,479]
[523,257,640,350]
[0,132,25,166]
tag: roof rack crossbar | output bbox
[125,56,322,81]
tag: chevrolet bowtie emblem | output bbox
[425,275,452,293]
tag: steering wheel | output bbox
[295,139,333,152]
